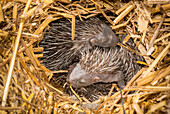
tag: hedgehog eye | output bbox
[90,38,98,44]
[92,77,100,82]
[80,79,86,83]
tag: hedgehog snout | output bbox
[67,63,88,87]
[90,30,119,48]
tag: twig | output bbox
[147,13,166,55]
[10,97,39,108]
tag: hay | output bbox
[0,0,169,113]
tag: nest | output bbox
[0,0,170,113]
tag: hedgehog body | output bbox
[40,17,118,71]
[67,45,143,87]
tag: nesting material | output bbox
[0,0,169,113]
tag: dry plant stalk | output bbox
[2,0,33,107]
[113,5,135,25]
[0,4,4,21]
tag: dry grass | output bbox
[0,0,169,113]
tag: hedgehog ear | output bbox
[92,76,100,82]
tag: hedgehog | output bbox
[67,40,143,88]
[39,17,119,71]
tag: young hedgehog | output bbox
[40,17,118,71]
[67,40,143,88]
